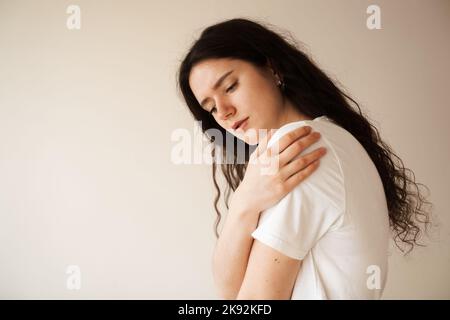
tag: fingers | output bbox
[265,126,313,161]
[278,130,323,167]
[283,157,321,192]
[280,147,326,181]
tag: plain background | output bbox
[0,0,448,299]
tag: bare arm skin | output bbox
[212,126,326,299]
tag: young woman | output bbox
[177,18,431,300]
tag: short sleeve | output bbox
[251,120,345,260]
[251,185,343,260]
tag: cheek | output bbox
[237,89,268,113]
[243,81,279,111]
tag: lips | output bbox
[232,117,249,130]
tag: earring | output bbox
[277,78,286,91]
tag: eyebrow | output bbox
[200,70,234,109]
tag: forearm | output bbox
[212,204,260,300]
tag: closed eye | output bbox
[226,82,237,93]
[208,82,238,115]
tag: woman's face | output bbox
[189,58,301,145]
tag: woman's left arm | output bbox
[236,238,303,300]
[214,126,325,299]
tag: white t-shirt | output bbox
[251,115,390,299]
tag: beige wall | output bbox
[0,0,448,299]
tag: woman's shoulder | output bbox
[267,118,346,213]
[267,117,324,149]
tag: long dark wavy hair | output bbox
[176,18,432,254]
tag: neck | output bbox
[275,99,312,128]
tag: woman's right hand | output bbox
[231,125,327,215]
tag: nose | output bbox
[216,100,235,121]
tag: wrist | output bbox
[230,193,251,216]
[229,192,260,223]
